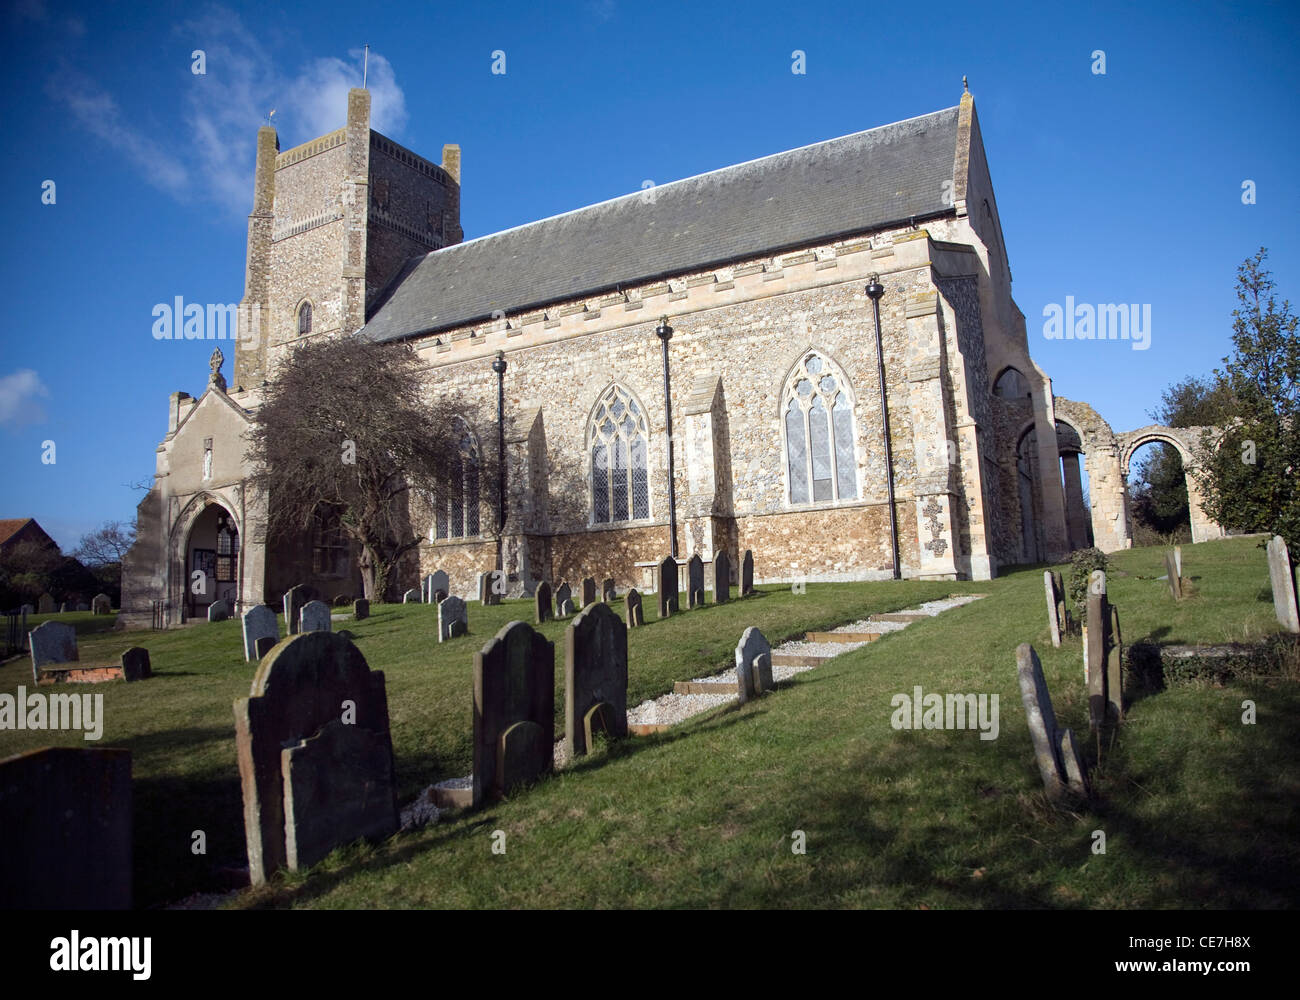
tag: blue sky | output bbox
[1,0,1296,550]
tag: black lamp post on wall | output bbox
[656,316,679,559]
[492,350,508,538]
[866,275,901,580]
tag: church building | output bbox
[120,86,1224,626]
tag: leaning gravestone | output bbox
[713,550,731,605]
[354,598,370,621]
[299,600,332,634]
[1043,571,1062,648]
[535,580,553,624]
[233,631,396,885]
[581,577,597,609]
[687,554,705,609]
[30,620,78,677]
[438,595,468,642]
[555,582,574,617]
[473,620,555,807]
[1015,643,1086,799]
[625,588,644,627]
[120,646,152,682]
[283,584,313,636]
[479,570,503,607]
[37,593,55,614]
[564,602,629,757]
[657,557,678,619]
[207,599,230,623]
[741,550,754,596]
[402,588,421,604]
[734,626,773,703]
[242,605,279,662]
[0,747,132,908]
[602,578,616,603]
[1164,550,1183,600]
[91,594,112,615]
[422,570,450,605]
[1266,535,1300,634]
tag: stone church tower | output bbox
[121,90,463,625]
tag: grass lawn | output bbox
[2,535,1296,908]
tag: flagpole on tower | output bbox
[363,44,369,89]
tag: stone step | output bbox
[628,722,672,736]
[771,652,831,667]
[804,631,881,643]
[431,784,472,810]
[673,680,739,695]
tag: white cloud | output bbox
[50,6,409,216]
[0,370,50,427]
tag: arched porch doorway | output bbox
[171,496,242,622]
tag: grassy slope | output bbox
[2,537,1295,908]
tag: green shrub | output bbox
[1068,547,1109,626]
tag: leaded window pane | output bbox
[786,399,808,503]
[593,442,609,523]
[631,436,649,519]
[612,437,629,521]
[465,453,480,535]
[832,393,856,500]
[435,500,448,539]
[450,488,463,538]
[809,396,832,501]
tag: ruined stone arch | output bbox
[1117,424,1225,544]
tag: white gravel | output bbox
[399,786,443,830]
[628,691,735,726]
[834,617,909,634]
[772,662,817,682]
[435,775,472,790]
[772,639,867,657]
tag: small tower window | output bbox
[298,302,312,336]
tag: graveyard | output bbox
[1,535,1297,909]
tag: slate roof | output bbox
[361,105,961,343]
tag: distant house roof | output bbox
[360,105,961,343]
[0,518,58,552]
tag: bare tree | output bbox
[73,521,137,567]
[246,336,482,601]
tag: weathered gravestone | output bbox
[734,626,774,703]
[1174,544,1183,580]
[422,570,450,605]
[438,595,468,642]
[602,578,616,603]
[1266,535,1300,634]
[687,554,705,609]
[741,550,754,596]
[403,588,420,604]
[713,550,731,605]
[657,557,678,619]
[242,605,279,662]
[120,646,152,682]
[283,584,314,636]
[299,600,332,634]
[91,594,112,615]
[1015,643,1087,799]
[555,581,574,617]
[37,593,55,614]
[581,577,597,609]
[625,588,644,627]
[0,746,132,908]
[234,631,397,885]
[479,570,504,606]
[472,621,555,807]
[564,602,628,757]
[354,598,369,621]
[535,580,553,624]
[1085,575,1123,728]
[207,599,230,623]
[1043,571,1063,648]
[1164,550,1183,600]
[30,620,77,678]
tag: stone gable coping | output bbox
[275,128,346,169]
[370,133,454,187]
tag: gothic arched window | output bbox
[782,352,858,504]
[215,514,239,582]
[432,418,480,539]
[590,384,649,524]
[312,505,349,577]
[298,301,312,336]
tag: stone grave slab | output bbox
[657,557,678,619]
[713,549,731,604]
[625,588,643,627]
[535,580,553,624]
[473,620,554,806]
[242,605,278,661]
[564,602,628,756]
[734,626,773,703]
[438,595,468,642]
[687,554,704,609]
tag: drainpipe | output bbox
[866,275,901,579]
[656,317,678,559]
[492,350,508,565]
